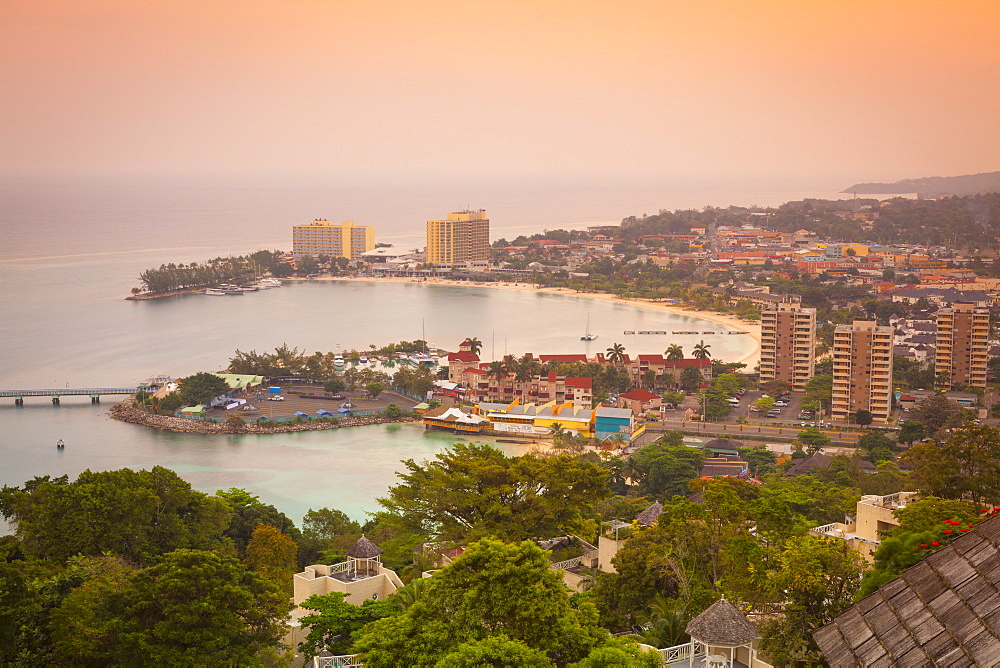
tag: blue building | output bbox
[594,407,636,441]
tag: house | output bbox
[594,406,640,442]
[810,492,920,562]
[642,597,772,667]
[617,388,662,414]
[421,405,490,434]
[535,535,600,592]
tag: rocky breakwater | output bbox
[109,398,418,435]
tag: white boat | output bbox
[257,278,282,288]
[205,288,226,296]
[218,284,244,294]
[359,357,368,363]
[581,314,598,341]
[333,355,345,366]
[239,284,259,292]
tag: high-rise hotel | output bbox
[292,220,375,260]
[759,299,816,390]
[831,320,894,423]
[935,301,989,389]
[426,210,490,266]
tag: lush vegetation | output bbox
[135,250,285,294]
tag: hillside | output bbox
[843,171,1000,197]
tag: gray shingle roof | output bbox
[685,598,759,646]
[347,535,383,559]
[635,501,663,527]
[814,513,1000,666]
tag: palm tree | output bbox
[692,340,711,360]
[665,344,684,362]
[606,342,626,365]
[630,594,691,648]
[486,360,509,382]
[463,337,483,357]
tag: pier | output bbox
[1,387,140,405]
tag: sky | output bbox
[2,0,998,182]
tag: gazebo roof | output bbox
[347,535,383,559]
[685,598,759,646]
[635,501,663,527]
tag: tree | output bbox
[297,255,320,275]
[0,468,232,564]
[753,396,775,413]
[376,444,609,542]
[631,442,706,499]
[298,592,398,657]
[55,549,290,666]
[486,360,509,384]
[679,365,703,392]
[664,344,684,362]
[383,403,403,418]
[760,379,791,397]
[352,539,637,667]
[215,488,301,559]
[301,507,362,563]
[803,374,833,411]
[738,446,778,477]
[902,424,1000,504]
[661,391,685,408]
[463,337,483,357]
[910,394,972,438]
[605,343,626,365]
[176,372,231,405]
[366,381,385,399]
[897,420,926,446]
[795,428,830,454]
[692,340,711,360]
[857,431,896,463]
[759,537,864,665]
[245,523,298,594]
[324,378,346,394]
[436,636,554,667]
[853,409,874,427]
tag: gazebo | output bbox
[346,535,383,578]
[684,597,759,668]
[635,501,663,527]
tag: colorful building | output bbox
[426,210,490,266]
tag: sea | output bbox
[0,174,852,523]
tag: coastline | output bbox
[300,276,762,367]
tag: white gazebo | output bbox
[684,597,760,668]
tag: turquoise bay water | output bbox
[0,175,805,522]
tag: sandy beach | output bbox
[302,275,762,367]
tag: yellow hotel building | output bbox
[426,210,490,265]
[292,220,375,260]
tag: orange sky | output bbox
[2,0,998,180]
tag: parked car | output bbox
[330,394,346,400]
[268,396,285,401]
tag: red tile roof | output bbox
[448,351,480,362]
[564,377,592,389]
[621,388,660,401]
[538,354,588,364]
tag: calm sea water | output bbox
[0,175,842,521]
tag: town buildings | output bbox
[759,300,816,390]
[831,320,894,423]
[934,301,990,389]
[291,220,375,260]
[426,209,490,266]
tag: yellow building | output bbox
[426,210,490,265]
[292,220,375,260]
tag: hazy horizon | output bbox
[3,1,998,184]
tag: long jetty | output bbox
[1,388,140,405]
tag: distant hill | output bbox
[843,171,1000,197]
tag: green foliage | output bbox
[738,446,777,477]
[52,549,290,665]
[391,364,436,395]
[300,507,362,563]
[377,444,609,542]
[853,409,873,426]
[897,419,926,445]
[796,427,831,454]
[803,374,833,409]
[366,381,386,399]
[759,536,863,665]
[435,635,554,667]
[858,431,896,463]
[245,523,298,594]
[902,425,1000,504]
[630,438,706,499]
[679,365,703,392]
[177,371,231,405]
[909,394,972,438]
[324,377,346,393]
[136,250,283,293]
[352,539,619,667]
[298,591,398,657]
[0,467,232,564]
[383,403,403,418]
[215,487,301,559]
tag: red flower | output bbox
[943,530,953,534]
[931,542,940,546]
[919,544,929,548]
[961,528,971,532]
[915,546,921,550]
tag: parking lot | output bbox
[722,391,827,428]
[203,383,420,421]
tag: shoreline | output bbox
[300,275,762,367]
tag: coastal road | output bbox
[648,420,862,445]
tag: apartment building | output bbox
[831,320,894,423]
[426,210,490,265]
[935,301,989,389]
[759,301,816,390]
[292,220,375,259]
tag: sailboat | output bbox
[581,314,598,341]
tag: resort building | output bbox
[831,320,894,423]
[426,210,490,266]
[475,400,596,437]
[759,300,816,390]
[934,301,989,389]
[292,536,403,606]
[421,405,491,434]
[291,220,376,260]
[810,492,919,562]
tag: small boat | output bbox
[333,355,345,366]
[359,357,368,363]
[218,284,244,294]
[623,330,635,335]
[257,278,282,288]
[239,284,259,292]
[581,313,598,341]
[205,288,226,296]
